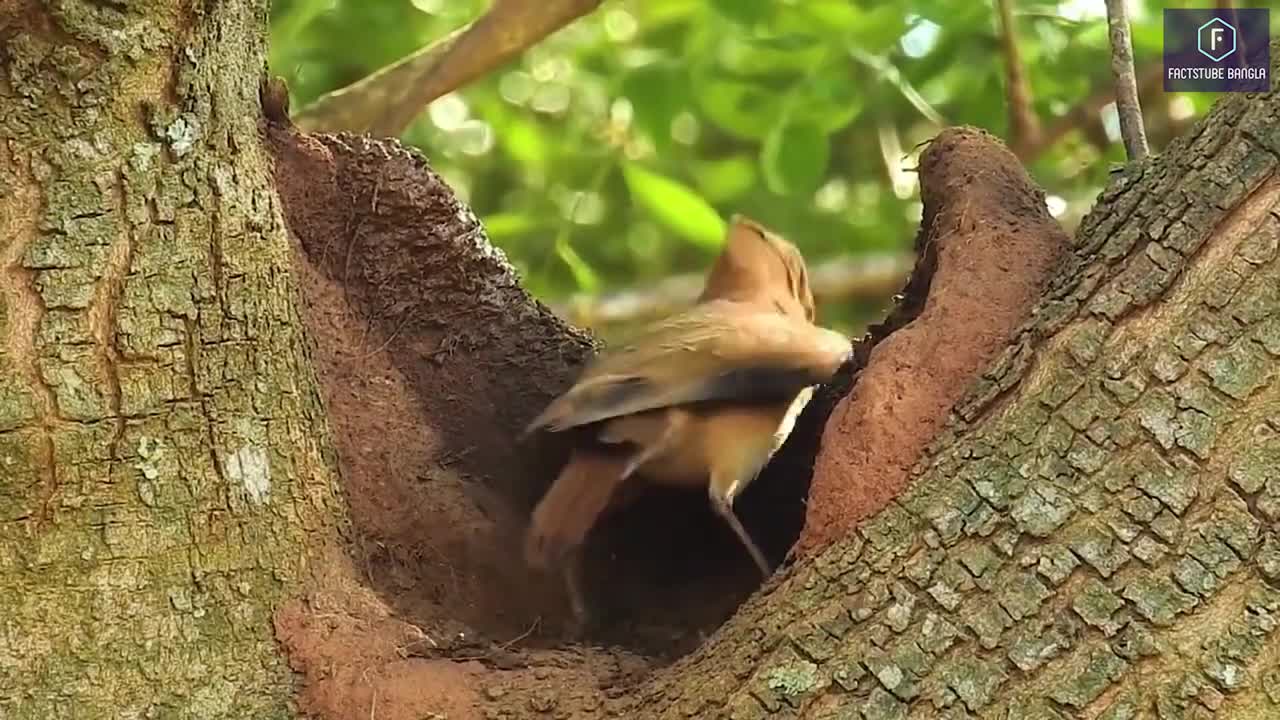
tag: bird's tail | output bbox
[524,449,628,569]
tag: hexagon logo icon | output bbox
[1198,17,1236,62]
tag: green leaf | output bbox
[622,62,688,146]
[761,120,830,196]
[641,0,701,27]
[721,34,826,75]
[709,0,770,26]
[621,163,725,248]
[846,6,910,54]
[796,1,860,31]
[694,77,784,140]
[693,155,757,202]
[796,64,864,133]
[496,115,549,169]
[482,212,545,240]
[555,238,599,293]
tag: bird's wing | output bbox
[525,301,851,433]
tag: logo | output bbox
[1197,17,1235,62]
[1165,9,1269,93]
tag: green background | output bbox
[268,0,1275,334]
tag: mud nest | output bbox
[265,111,1067,720]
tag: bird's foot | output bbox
[711,493,773,578]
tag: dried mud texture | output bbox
[273,553,485,720]
[797,126,1071,555]
[269,127,581,639]
[265,124,802,718]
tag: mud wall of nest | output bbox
[266,114,1072,719]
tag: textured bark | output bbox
[0,1,342,716]
[265,85,1280,719]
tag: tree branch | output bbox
[1013,64,1162,162]
[293,0,604,136]
[1104,0,1150,160]
[996,0,1040,149]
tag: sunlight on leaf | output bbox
[268,0,1190,311]
[693,155,757,202]
[495,115,550,169]
[484,212,546,239]
[797,1,859,31]
[556,237,600,292]
[622,163,726,248]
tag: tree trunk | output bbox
[5,2,1280,719]
[1,1,343,716]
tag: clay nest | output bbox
[263,91,1069,720]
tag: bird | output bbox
[522,215,852,626]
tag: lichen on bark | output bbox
[0,1,342,716]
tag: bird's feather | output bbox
[525,300,851,433]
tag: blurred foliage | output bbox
[268,0,1262,332]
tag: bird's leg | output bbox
[560,546,592,635]
[709,485,772,578]
[524,450,631,635]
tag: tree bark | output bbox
[1,1,343,716]
[6,2,1280,719]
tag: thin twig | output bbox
[877,122,918,200]
[498,617,541,649]
[1104,0,1150,160]
[995,0,1040,149]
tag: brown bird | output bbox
[523,216,852,625]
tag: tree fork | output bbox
[266,48,1280,713]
